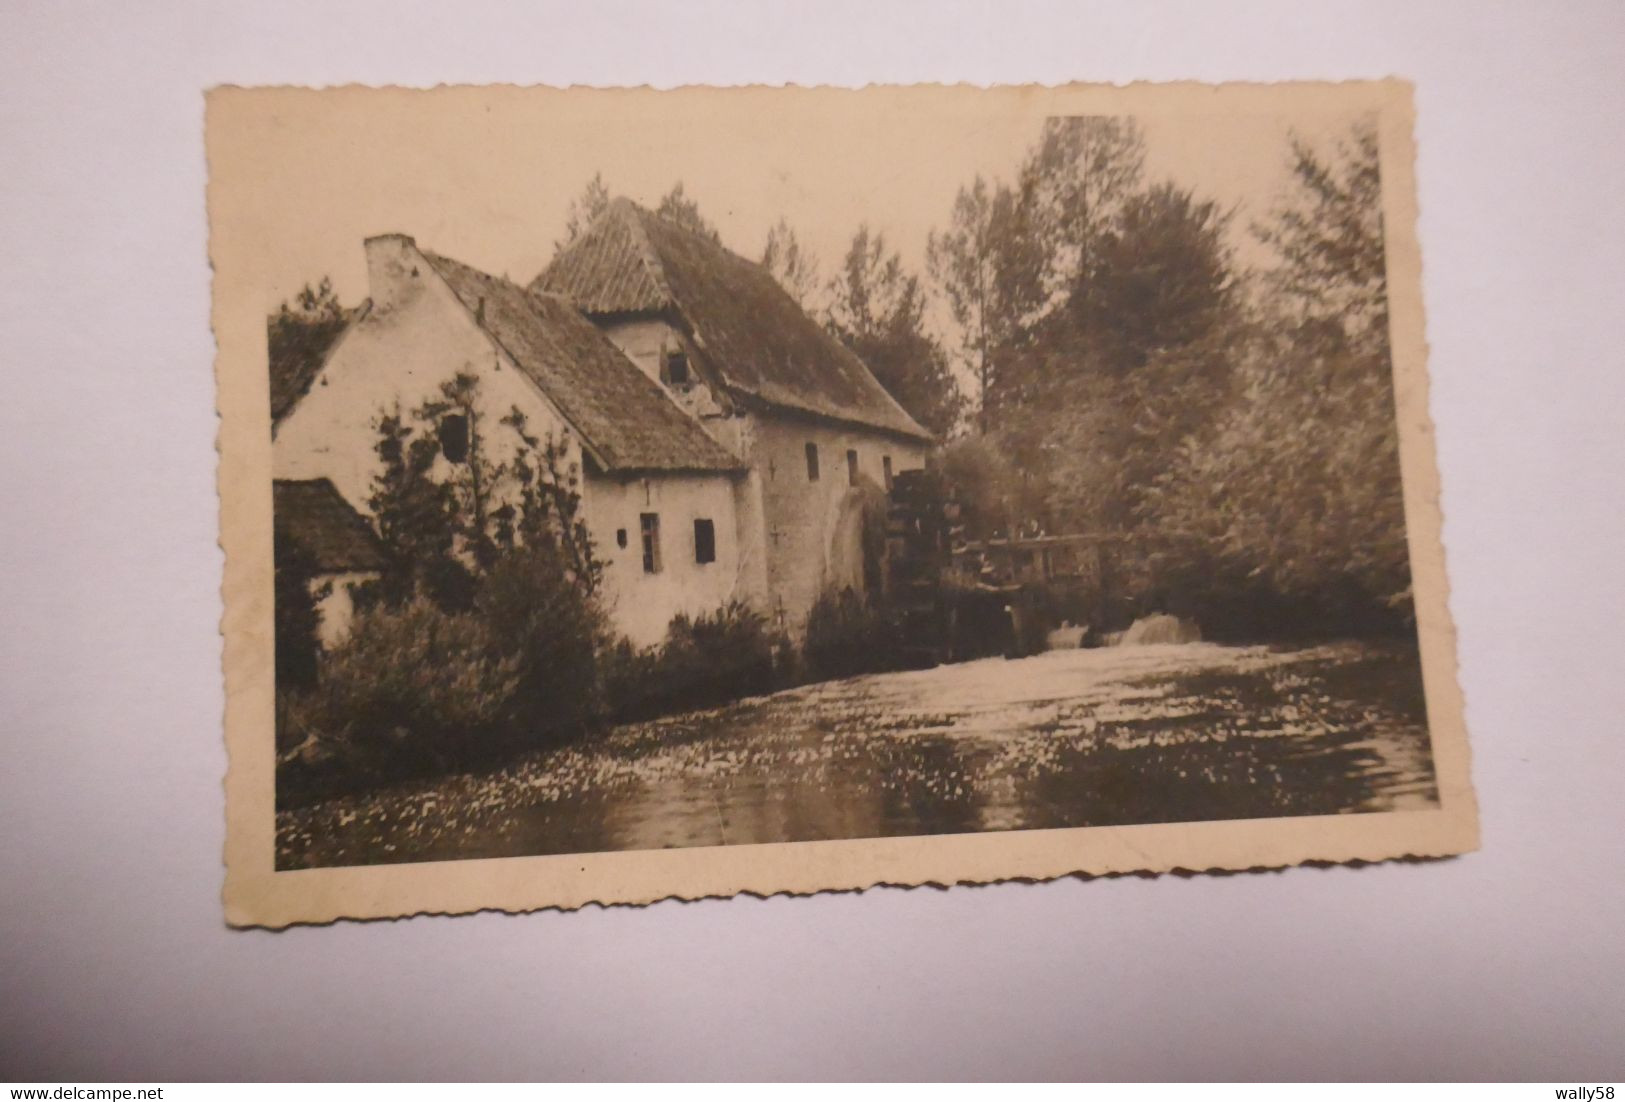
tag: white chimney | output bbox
[363,233,420,311]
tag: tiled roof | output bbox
[273,478,387,573]
[534,198,933,443]
[533,200,671,315]
[421,250,745,475]
[268,304,365,427]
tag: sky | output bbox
[216,85,1365,322]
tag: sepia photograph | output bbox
[23,0,1625,1084]
[212,81,1474,922]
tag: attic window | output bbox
[663,349,690,387]
[846,449,859,486]
[805,442,820,481]
[438,414,469,464]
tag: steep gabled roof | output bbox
[419,249,743,475]
[269,304,366,426]
[273,478,387,573]
[534,198,933,443]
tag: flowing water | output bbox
[277,641,1439,869]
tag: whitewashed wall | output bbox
[595,318,932,635]
[274,236,749,647]
[584,471,751,647]
[600,317,745,450]
[273,236,582,517]
[748,414,928,635]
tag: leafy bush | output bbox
[1137,328,1412,640]
[598,638,665,724]
[939,435,1020,539]
[606,601,785,723]
[364,374,604,615]
[804,587,897,682]
[658,601,780,712]
[282,546,610,791]
[275,597,521,804]
[474,543,611,740]
[314,598,519,760]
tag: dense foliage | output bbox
[654,181,722,243]
[925,117,1408,636]
[803,587,900,682]
[277,373,612,800]
[267,278,348,393]
[1141,123,1410,634]
[361,372,601,612]
[825,225,965,438]
[303,598,521,765]
[605,601,788,723]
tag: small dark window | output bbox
[694,518,716,564]
[640,513,661,574]
[616,528,628,549]
[805,442,820,481]
[846,449,859,486]
[438,414,469,464]
[664,349,690,387]
[882,455,893,489]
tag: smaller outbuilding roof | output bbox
[273,478,387,574]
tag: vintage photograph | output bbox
[214,83,1475,923]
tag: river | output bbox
[276,640,1439,869]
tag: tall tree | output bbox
[927,175,1047,432]
[367,402,464,610]
[556,172,612,255]
[655,182,722,243]
[417,373,500,572]
[1073,182,1237,376]
[1141,120,1408,630]
[1255,122,1388,358]
[826,226,965,438]
[927,116,1160,536]
[1019,185,1238,537]
[760,216,823,309]
[967,138,1233,537]
[1026,116,1147,306]
[970,117,1148,439]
